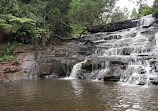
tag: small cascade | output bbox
[94,69,109,81]
[68,60,87,79]
[69,14,158,86]
[140,14,155,26]
[120,60,152,85]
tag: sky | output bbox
[116,0,155,13]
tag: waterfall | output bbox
[140,14,155,26]
[65,60,87,79]
[67,14,158,86]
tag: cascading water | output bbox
[69,14,158,86]
[140,14,155,26]
[66,60,87,79]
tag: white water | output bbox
[140,14,155,26]
[64,60,87,80]
[70,15,158,86]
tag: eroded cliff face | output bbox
[0,39,95,82]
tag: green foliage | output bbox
[0,23,12,33]
[111,7,129,23]
[140,6,152,17]
[0,14,35,25]
[68,0,112,25]
[70,23,86,34]
[0,19,6,23]
[0,0,119,43]
[0,14,38,43]
[68,0,117,33]
[0,55,15,62]
[0,0,22,16]
[45,0,72,38]
[0,14,35,32]
[0,42,22,62]
[152,0,158,18]
[138,0,158,18]
[3,55,15,61]
[0,0,73,44]
[0,58,4,62]
[5,42,22,55]
[131,8,138,18]
[33,28,49,46]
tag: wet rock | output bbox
[149,77,158,85]
[138,81,146,85]
[3,67,19,73]
[138,67,146,74]
[82,60,93,72]
[131,76,139,81]
[130,33,137,37]
[122,48,133,55]
[104,76,120,82]
[104,35,121,40]
[110,61,127,66]
[150,80,158,85]
[39,63,53,75]
[149,77,158,80]
[121,66,126,70]
[86,19,140,33]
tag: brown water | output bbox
[0,79,158,111]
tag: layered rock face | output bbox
[0,40,96,82]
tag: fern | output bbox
[0,19,6,23]
[0,14,36,25]
[9,17,36,25]
[0,23,12,33]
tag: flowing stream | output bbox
[68,14,158,86]
[69,60,87,79]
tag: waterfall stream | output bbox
[65,60,87,79]
[69,14,158,86]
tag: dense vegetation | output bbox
[0,0,72,61]
[0,0,117,61]
[0,0,158,62]
[68,0,117,33]
[0,0,119,42]
[133,0,158,18]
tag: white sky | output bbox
[116,0,155,13]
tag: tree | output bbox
[110,7,129,23]
[130,8,138,18]
[68,0,117,33]
[140,5,152,17]
[68,0,117,25]
[152,0,158,18]
[0,0,73,44]
[0,0,22,16]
